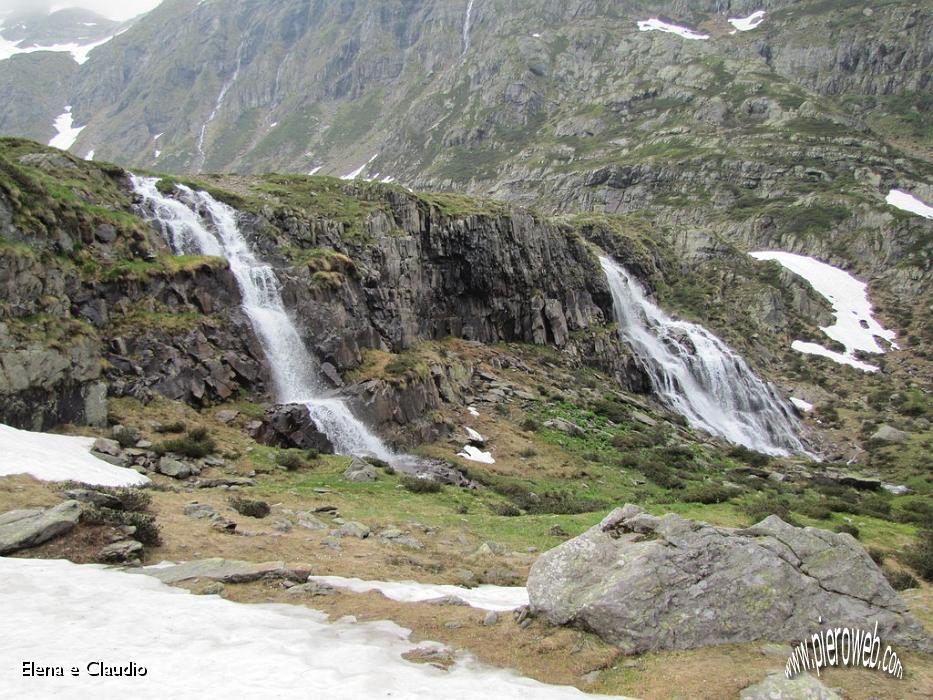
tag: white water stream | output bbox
[600,256,811,456]
[131,175,393,460]
[194,45,244,172]
[462,0,476,55]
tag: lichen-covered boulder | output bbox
[528,505,931,654]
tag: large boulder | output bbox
[528,505,931,654]
[343,457,377,483]
[869,424,910,445]
[253,403,334,453]
[0,500,81,554]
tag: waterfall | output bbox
[599,256,812,457]
[195,44,244,172]
[131,175,393,460]
[462,0,476,55]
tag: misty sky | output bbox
[0,0,163,22]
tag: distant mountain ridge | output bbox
[0,1,928,186]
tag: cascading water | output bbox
[131,175,393,460]
[462,0,476,55]
[599,256,812,457]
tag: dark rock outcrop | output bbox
[253,403,335,453]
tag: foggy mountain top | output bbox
[0,0,163,22]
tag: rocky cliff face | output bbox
[0,137,928,465]
[0,139,652,440]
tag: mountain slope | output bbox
[2,0,926,179]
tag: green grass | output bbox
[252,456,607,551]
[101,255,227,281]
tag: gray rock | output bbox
[183,502,218,519]
[94,224,117,244]
[194,478,256,488]
[214,409,239,423]
[528,505,932,654]
[428,595,469,606]
[581,670,600,685]
[157,456,192,479]
[286,581,336,597]
[630,411,657,427]
[740,671,841,700]
[210,517,237,533]
[92,437,122,456]
[870,425,910,444]
[542,417,585,436]
[474,541,508,556]
[483,611,499,626]
[297,514,329,531]
[112,424,140,444]
[97,539,143,564]
[335,521,371,538]
[380,532,424,549]
[343,457,377,483]
[254,404,334,453]
[271,519,292,532]
[320,535,342,550]
[0,500,81,554]
[198,582,226,596]
[132,558,297,584]
[63,488,123,510]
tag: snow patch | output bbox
[789,397,814,413]
[637,18,709,40]
[84,149,95,161]
[48,106,84,150]
[468,406,480,417]
[0,558,606,699]
[465,426,485,443]
[886,189,933,219]
[0,423,150,487]
[307,165,322,176]
[0,33,117,64]
[340,154,378,180]
[751,251,897,373]
[790,340,880,373]
[153,132,164,140]
[457,444,495,464]
[308,575,528,612]
[728,10,766,32]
